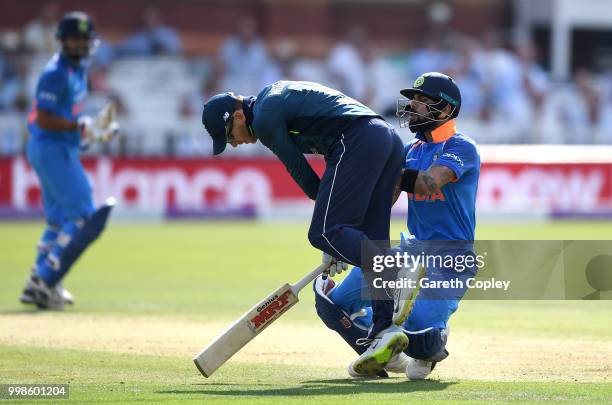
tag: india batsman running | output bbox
[313,72,481,379]
[202,80,408,376]
[20,12,118,310]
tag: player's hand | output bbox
[78,115,116,144]
[322,252,348,277]
[78,115,95,145]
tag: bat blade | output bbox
[95,101,117,129]
[193,283,299,377]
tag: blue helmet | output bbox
[56,11,97,60]
[397,72,461,133]
[56,11,96,40]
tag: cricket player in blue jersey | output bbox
[313,72,481,379]
[20,12,119,310]
[202,81,409,376]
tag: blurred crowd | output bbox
[2,5,612,156]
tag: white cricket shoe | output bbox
[385,352,410,374]
[20,268,74,306]
[405,357,436,380]
[58,284,75,305]
[405,326,450,380]
[348,325,409,377]
[20,274,65,310]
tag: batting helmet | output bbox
[56,11,96,40]
[56,11,97,60]
[397,72,461,133]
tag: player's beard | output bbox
[64,45,89,61]
[408,100,453,134]
[62,39,97,62]
[408,110,440,134]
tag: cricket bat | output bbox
[95,101,117,129]
[193,263,327,377]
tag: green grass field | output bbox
[1,220,612,404]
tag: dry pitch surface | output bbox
[1,311,611,383]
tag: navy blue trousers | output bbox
[308,117,405,336]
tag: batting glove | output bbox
[322,252,348,277]
[78,115,95,147]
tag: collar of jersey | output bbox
[416,119,457,143]
[58,52,83,70]
[242,95,257,128]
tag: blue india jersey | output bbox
[404,120,480,241]
[27,53,88,145]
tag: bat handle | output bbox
[291,264,328,294]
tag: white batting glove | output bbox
[78,115,95,146]
[322,252,348,278]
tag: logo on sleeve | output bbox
[442,152,464,167]
[39,92,58,102]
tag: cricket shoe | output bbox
[21,281,74,306]
[405,326,450,380]
[392,263,424,325]
[20,268,74,306]
[19,273,65,310]
[405,357,437,380]
[385,352,410,374]
[348,325,409,377]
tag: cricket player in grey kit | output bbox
[202,80,407,376]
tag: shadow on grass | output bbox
[158,378,456,397]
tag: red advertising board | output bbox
[1,156,612,215]
[478,162,612,213]
[0,157,326,212]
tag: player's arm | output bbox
[35,109,79,131]
[255,112,321,200]
[32,69,117,141]
[33,70,79,131]
[398,165,456,196]
[33,69,77,131]
[414,165,456,195]
[36,105,118,143]
[36,108,115,144]
[399,139,477,195]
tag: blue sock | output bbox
[37,220,83,286]
[34,226,59,270]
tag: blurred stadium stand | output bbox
[1,0,612,156]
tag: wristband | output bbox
[400,169,419,193]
